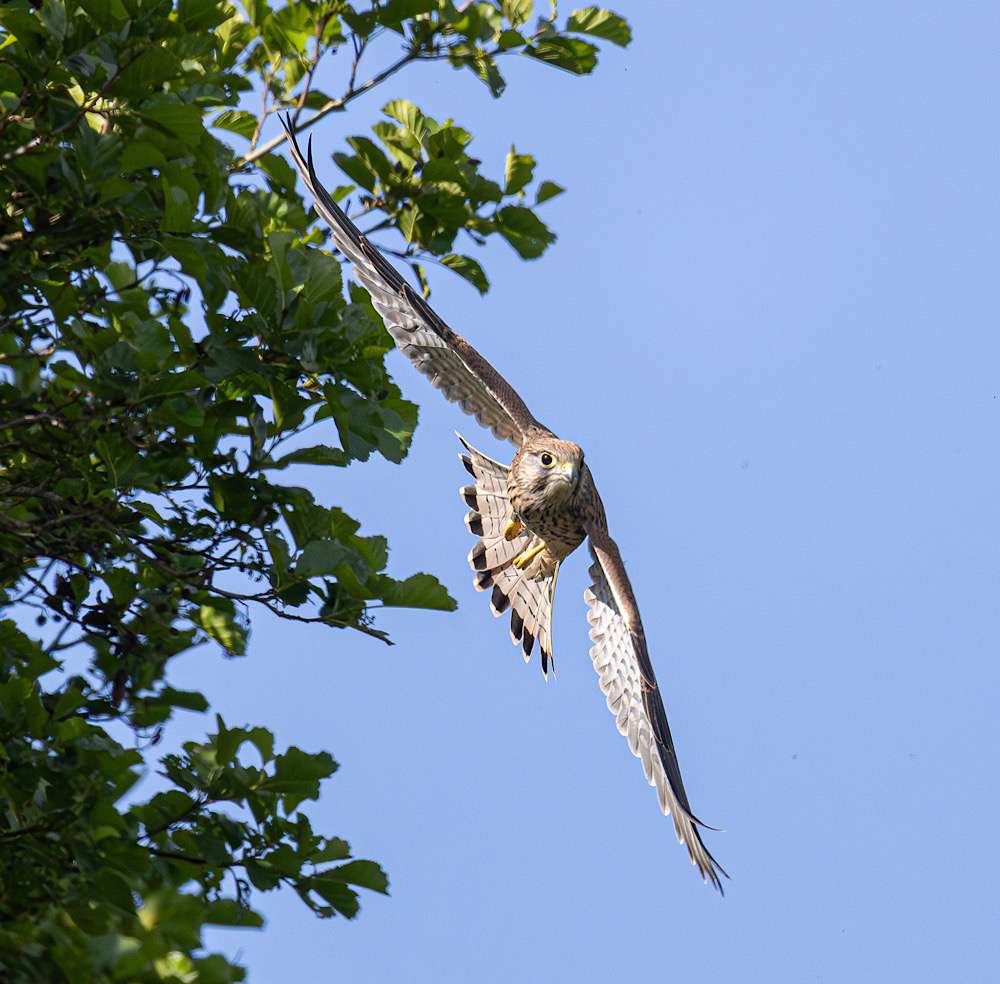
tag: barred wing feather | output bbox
[585,529,727,892]
[280,116,543,447]
[459,435,556,676]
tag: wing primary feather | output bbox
[280,115,553,448]
[584,524,728,893]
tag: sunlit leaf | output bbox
[504,146,535,195]
[213,109,258,139]
[196,599,248,656]
[566,6,632,46]
[502,0,533,28]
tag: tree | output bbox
[0,0,630,979]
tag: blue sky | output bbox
[165,2,999,979]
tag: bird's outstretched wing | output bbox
[280,116,545,447]
[585,524,727,892]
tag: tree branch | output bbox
[239,49,419,167]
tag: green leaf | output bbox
[346,135,393,184]
[205,899,265,928]
[135,790,195,832]
[397,204,418,243]
[535,179,565,204]
[142,100,205,144]
[257,150,299,193]
[262,746,338,809]
[526,36,599,74]
[195,599,247,656]
[268,379,308,430]
[179,0,232,31]
[103,567,137,605]
[295,540,352,578]
[121,140,167,173]
[333,151,376,192]
[502,0,533,28]
[264,0,314,55]
[313,836,351,862]
[53,685,86,719]
[495,205,557,259]
[372,0,436,29]
[301,88,336,110]
[213,109,258,139]
[566,6,632,46]
[0,7,46,40]
[374,573,457,611]
[246,726,274,763]
[382,98,425,137]
[504,146,535,195]
[39,0,68,41]
[92,869,136,914]
[270,446,349,469]
[310,877,360,917]
[156,687,210,712]
[208,475,257,522]
[441,253,489,294]
[496,27,526,50]
[161,180,195,233]
[325,859,389,894]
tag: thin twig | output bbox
[248,63,276,154]
[291,15,330,128]
[239,50,419,167]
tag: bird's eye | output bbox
[539,452,555,468]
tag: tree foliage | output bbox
[0,0,629,979]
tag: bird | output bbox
[281,116,728,893]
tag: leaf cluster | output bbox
[0,0,629,979]
[332,97,566,294]
[0,619,385,981]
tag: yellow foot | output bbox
[513,542,545,570]
[503,517,523,541]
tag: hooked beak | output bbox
[555,460,576,485]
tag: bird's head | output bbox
[517,437,584,500]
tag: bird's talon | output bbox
[503,518,523,541]
[513,542,545,570]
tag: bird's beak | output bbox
[557,460,576,484]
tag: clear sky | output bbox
[165,2,999,979]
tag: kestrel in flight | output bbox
[282,118,727,892]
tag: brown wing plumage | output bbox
[281,116,724,890]
[585,524,727,893]
[280,116,545,447]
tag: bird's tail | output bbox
[457,434,558,677]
